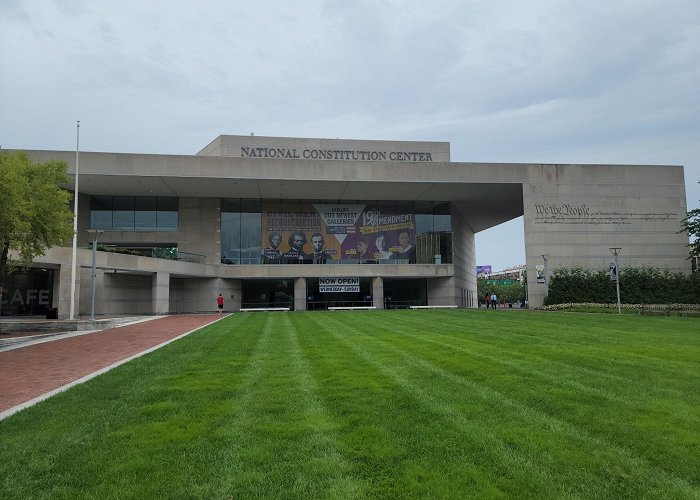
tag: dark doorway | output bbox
[383,278,427,309]
[241,279,294,309]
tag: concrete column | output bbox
[427,276,456,306]
[57,263,80,319]
[372,276,384,309]
[294,277,306,311]
[152,271,170,315]
[224,279,242,311]
[450,202,477,308]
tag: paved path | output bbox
[0,314,224,417]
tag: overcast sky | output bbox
[2,0,699,271]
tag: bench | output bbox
[409,305,458,309]
[239,307,291,312]
[328,306,377,311]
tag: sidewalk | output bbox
[0,314,225,418]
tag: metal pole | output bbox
[91,234,97,320]
[69,120,80,319]
[615,253,621,314]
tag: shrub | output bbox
[543,267,699,305]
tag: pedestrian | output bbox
[484,293,490,309]
[490,293,497,309]
[216,293,224,315]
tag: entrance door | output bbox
[306,278,372,310]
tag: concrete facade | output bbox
[521,164,689,306]
[8,134,690,317]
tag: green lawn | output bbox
[1,310,699,499]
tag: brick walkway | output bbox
[0,315,224,416]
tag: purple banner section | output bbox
[477,265,492,276]
[341,205,416,263]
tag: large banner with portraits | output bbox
[261,202,417,264]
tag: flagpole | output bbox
[69,121,80,320]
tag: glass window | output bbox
[112,196,134,230]
[90,211,112,230]
[135,197,157,230]
[157,211,178,230]
[221,199,262,265]
[156,197,178,230]
[240,200,261,265]
[434,215,451,232]
[157,197,178,211]
[134,197,157,211]
[241,212,261,264]
[135,212,157,230]
[415,201,434,235]
[90,195,114,230]
[90,196,177,231]
[433,202,452,232]
[221,199,243,264]
[91,195,112,211]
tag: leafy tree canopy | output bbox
[0,151,74,293]
[680,181,699,262]
[477,279,526,305]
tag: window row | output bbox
[90,196,179,231]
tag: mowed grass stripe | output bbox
[298,313,552,498]
[355,311,700,486]
[293,313,484,497]
[395,310,700,396]
[292,315,423,496]
[427,309,696,354]
[283,313,365,498]
[400,322,699,429]
[212,313,360,498]
[213,312,284,495]
[415,310,700,369]
[370,311,699,404]
[374,316,699,486]
[316,311,698,498]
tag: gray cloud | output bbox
[1,0,698,270]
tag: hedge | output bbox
[543,267,700,306]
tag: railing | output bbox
[94,245,206,265]
[241,301,294,310]
[173,251,206,264]
[384,299,426,309]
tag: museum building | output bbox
[3,135,691,317]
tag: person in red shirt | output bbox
[216,293,224,314]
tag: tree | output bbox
[0,151,74,309]
[680,181,699,266]
[477,279,526,306]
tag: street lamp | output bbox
[87,229,104,320]
[609,247,622,314]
